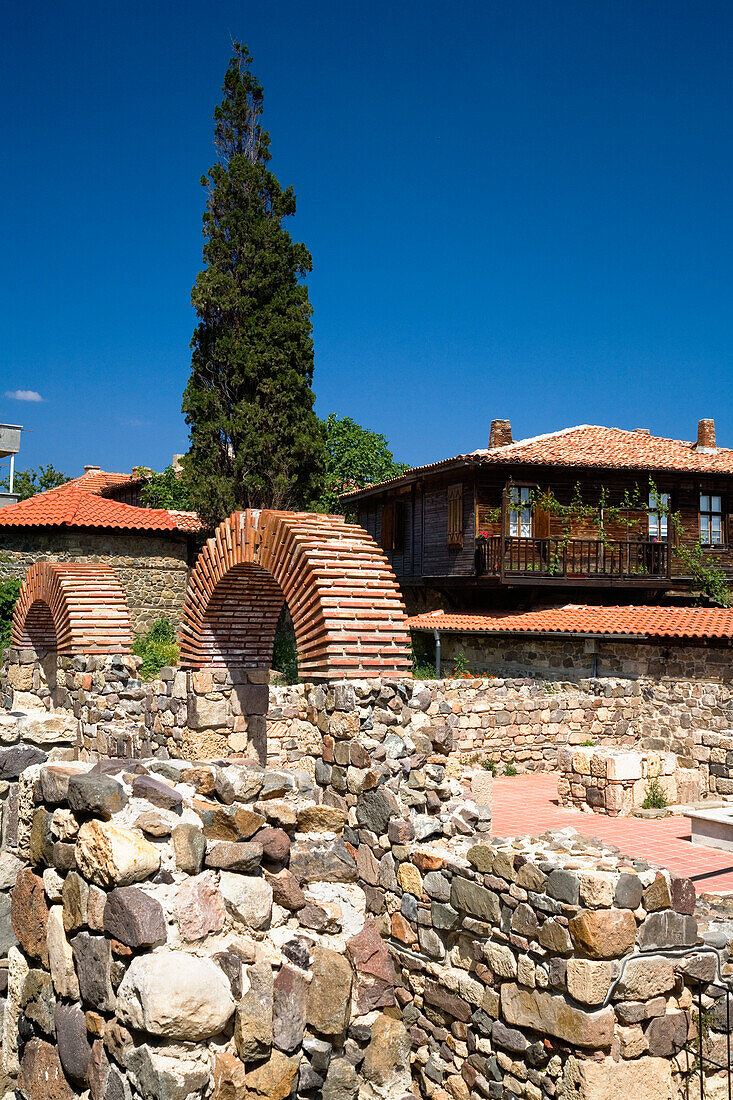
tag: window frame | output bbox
[380,500,395,552]
[699,492,725,548]
[648,491,671,542]
[508,486,533,538]
[447,483,464,549]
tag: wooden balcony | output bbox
[475,536,672,586]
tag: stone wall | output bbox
[4,748,725,1099]
[440,632,733,683]
[4,755,414,1098]
[0,529,194,633]
[266,678,646,772]
[0,653,269,765]
[557,745,705,816]
[350,808,718,1098]
[6,652,733,799]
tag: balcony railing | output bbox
[475,536,671,582]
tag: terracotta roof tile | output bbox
[407,605,733,640]
[0,478,205,533]
[342,424,733,499]
[64,470,137,493]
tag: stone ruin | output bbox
[557,745,707,816]
[0,698,726,1099]
[0,513,732,1097]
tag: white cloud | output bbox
[119,417,150,428]
[5,390,43,402]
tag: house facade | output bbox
[343,417,733,613]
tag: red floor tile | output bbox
[490,773,733,894]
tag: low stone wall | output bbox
[353,816,713,1098]
[296,680,493,841]
[6,651,733,798]
[6,755,414,1099]
[267,677,646,773]
[4,743,727,1099]
[1,652,269,764]
[440,631,733,683]
[557,746,706,815]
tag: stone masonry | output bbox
[0,530,193,634]
[3,745,727,1100]
[6,653,733,798]
[5,754,412,1099]
[557,745,706,816]
[439,632,733,683]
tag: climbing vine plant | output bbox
[478,479,731,606]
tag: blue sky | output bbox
[2,1,733,479]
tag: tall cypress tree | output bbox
[182,43,324,525]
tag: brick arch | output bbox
[179,510,412,680]
[11,562,133,655]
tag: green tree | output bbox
[313,414,409,513]
[139,466,194,511]
[181,43,324,526]
[0,578,21,651]
[0,464,68,501]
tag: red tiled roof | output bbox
[0,479,205,533]
[481,425,733,474]
[341,424,733,499]
[64,470,137,493]
[407,605,733,640]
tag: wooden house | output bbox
[342,418,733,613]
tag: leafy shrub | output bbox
[642,776,669,810]
[133,619,179,680]
[139,466,193,511]
[0,578,20,652]
[503,763,518,777]
[413,663,437,680]
[480,758,497,775]
[451,652,470,677]
[272,609,298,685]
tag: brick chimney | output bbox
[489,419,513,449]
[695,418,717,452]
[84,464,102,474]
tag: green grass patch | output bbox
[132,619,179,680]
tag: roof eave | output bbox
[408,624,733,643]
[339,455,486,502]
[341,452,733,503]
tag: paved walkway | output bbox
[491,773,733,895]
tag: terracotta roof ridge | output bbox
[487,424,598,454]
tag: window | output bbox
[508,487,532,537]
[700,493,724,546]
[381,501,394,551]
[447,484,463,548]
[393,499,405,552]
[380,499,405,552]
[648,492,670,541]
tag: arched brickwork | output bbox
[179,510,412,679]
[11,562,133,655]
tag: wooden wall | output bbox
[355,464,733,585]
[357,477,476,580]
